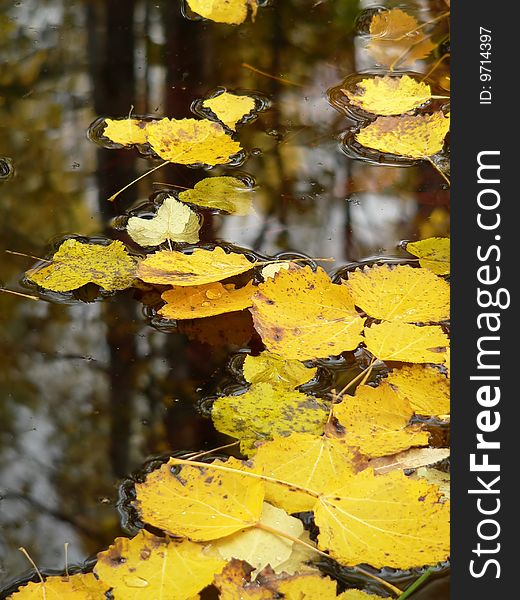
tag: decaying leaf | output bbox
[369,447,450,475]
[213,560,275,600]
[203,92,256,129]
[386,364,450,416]
[364,322,449,363]
[145,118,242,165]
[411,467,450,500]
[137,246,254,286]
[178,176,254,215]
[26,239,136,293]
[345,264,449,323]
[7,573,106,599]
[211,383,330,454]
[94,530,225,600]
[187,0,258,25]
[344,75,431,116]
[356,112,450,159]
[103,118,148,145]
[159,281,255,319]
[251,267,365,360]
[406,237,450,275]
[127,196,201,246]
[242,351,317,388]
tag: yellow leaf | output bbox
[145,118,242,165]
[369,447,450,475]
[386,364,450,416]
[345,265,449,323]
[127,196,201,246]
[137,246,254,286]
[344,75,431,116]
[356,112,450,159]
[94,530,225,600]
[7,574,106,599]
[251,266,365,360]
[364,322,449,363]
[178,176,253,214]
[187,0,257,24]
[159,281,255,319]
[26,239,136,293]
[315,469,450,568]
[203,92,256,129]
[332,383,429,458]
[242,351,317,388]
[411,467,450,500]
[339,591,389,599]
[272,572,340,599]
[214,560,276,600]
[252,433,361,513]
[406,237,450,275]
[211,383,330,454]
[134,457,264,540]
[103,118,147,145]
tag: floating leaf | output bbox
[243,351,317,388]
[364,322,449,363]
[7,574,107,599]
[272,572,341,599]
[369,447,450,475]
[145,118,242,165]
[178,176,253,215]
[344,75,431,116]
[103,118,148,145]
[356,112,450,159]
[411,467,450,500]
[134,457,264,540]
[94,530,225,600]
[345,265,449,323]
[386,364,450,416]
[137,246,254,286]
[406,237,450,275]
[26,239,136,293]
[251,267,365,360]
[127,196,201,246]
[203,92,256,129]
[187,0,257,25]
[211,383,330,454]
[332,383,429,458]
[159,281,255,319]
[214,560,275,600]
[339,590,389,599]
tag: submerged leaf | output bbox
[7,574,106,599]
[187,0,257,25]
[103,118,148,145]
[406,237,450,275]
[178,176,253,215]
[242,351,317,388]
[203,92,256,129]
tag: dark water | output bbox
[0,0,449,596]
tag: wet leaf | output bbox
[339,591,389,599]
[369,447,450,475]
[386,364,450,416]
[411,467,450,500]
[127,196,201,246]
[345,265,449,323]
[211,383,330,455]
[214,560,275,599]
[251,266,365,360]
[242,351,317,388]
[134,457,264,540]
[137,246,254,286]
[159,281,255,319]
[178,176,253,215]
[26,239,136,293]
[187,0,258,25]
[331,383,429,458]
[364,322,449,363]
[94,530,225,600]
[7,574,107,599]
[344,75,431,116]
[356,112,450,159]
[271,572,340,599]
[261,262,291,280]
[203,92,256,129]
[145,118,242,165]
[406,237,450,275]
[103,118,148,145]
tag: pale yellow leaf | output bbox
[178,176,253,215]
[242,351,317,388]
[369,447,450,475]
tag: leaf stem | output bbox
[241,63,303,87]
[0,288,40,301]
[426,157,450,186]
[397,567,434,599]
[107,161,168,202]
[334,357,377,400]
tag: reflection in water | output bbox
[0,0,449,594]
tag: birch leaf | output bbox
[103,118,147,145]
[406,237,450,275]
[187,0,258,25]
[203,92,256,129]
[7,574,107,599]
[178,176,253,215]
[243,351,317,388]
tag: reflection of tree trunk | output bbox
[87,0,138,478]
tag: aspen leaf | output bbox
[187,0,257,24]
[127,196,201,246]
[345,264,449,323]
[137,246,254,286]
[103,118,147,145]
[178,176,253,215]
[26,239,136,293]
[242,351,317,388]
[213,560,276,600]
[411,467,450,500]
[344,75,431,116]
[386,364,450,416]
[159,281,255,319]
[251,267,365,360]
[339,591,389,599]
[271,572,340,599]
[94,530,225,600]
[369,447,450,475]
[356,112,450,159]
[203,92,256,129]
[211,383,330,454]
[7,573,107,599]
[332,383,429,458]
[315,468,450,568]
[364,322,449,363]
[145,118,242,165]
[134,457,264,540]
[406,237,450,275]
